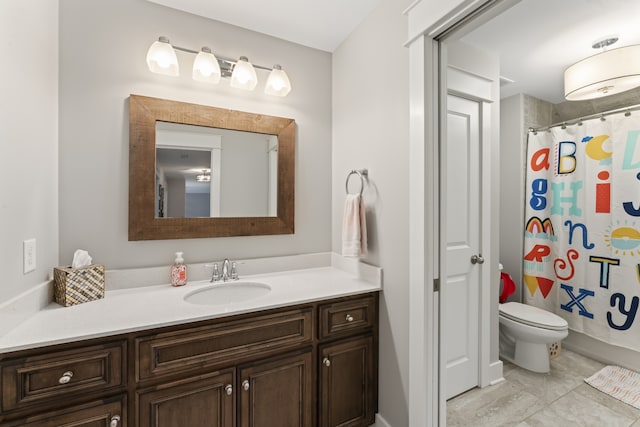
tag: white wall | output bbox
[332,0,410,425]
[0,1,59,302]
[59,0,332,268]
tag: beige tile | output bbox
[503,360,582,404]
[502,360,518,376]
[574,383,640,421]
[591,89,640,114]
[522,388,635,427]
[551,349,605,378]
[451,349,639,427]
[553,100,597,122]
[447,381,544,426]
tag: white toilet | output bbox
[499,302,568,373]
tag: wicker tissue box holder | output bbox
[54,264,105,307]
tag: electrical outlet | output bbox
[23,239,36,274]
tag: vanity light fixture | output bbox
[564,37,640,101]
[192,47,221,84]
[146,36,292,96]
[230,56,258,90]
[146,36,179,76]
[265,65,292,97]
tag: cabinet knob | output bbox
[110,415,121,427]
[58,371,74,384]
[242,379,250,391]
[225,384,233,395]
[323,357,331,367]
[345,314,354,322]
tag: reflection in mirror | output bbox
[128,94,295,241]
[155,123,278,218]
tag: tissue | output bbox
[71,249,92,269]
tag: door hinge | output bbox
[434,278,440,292]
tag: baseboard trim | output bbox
[488,359,504,385]
[373,413,392,427]
[563,330,640,372]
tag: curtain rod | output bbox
[529,102,640,134]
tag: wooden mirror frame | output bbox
[129,94,295,240]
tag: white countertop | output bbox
[0,261,381,354]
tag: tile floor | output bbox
[447,349,640,426]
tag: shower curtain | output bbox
[524,111,640,352]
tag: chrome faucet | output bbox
[221,258,231,281]
[209,259,239,282]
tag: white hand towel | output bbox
[342,194,368,257]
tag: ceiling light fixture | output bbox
[196,169,211,182]
[146,37,292,96]
[564,37,640,101]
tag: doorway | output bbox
[407,0,640,425]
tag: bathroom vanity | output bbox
[0,261,380,427]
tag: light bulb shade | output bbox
[146,37,179,76]
[192,47,221,84]
[264,65,292,96]
[230,57,258,90]
[564,45,640,101]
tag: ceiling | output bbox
[147,0,640,102]
[147,0,382,52]
[461,0,640,103]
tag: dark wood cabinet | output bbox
[319,336,375,427]
[1,292,378,427]
[137,369,234,427]
[239,351,313,427]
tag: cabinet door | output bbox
[137,370,234,427]
[320,336,374,427]
[238,351,312,427]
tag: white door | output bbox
[444,94,482,399]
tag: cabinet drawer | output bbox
[319,295,376,339]
[136,308,313,382]
[1,341,125,412]
[4,395,126,427]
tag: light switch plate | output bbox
[23,239,36,274]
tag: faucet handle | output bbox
[206,263,220,282]
[230,262,239,280]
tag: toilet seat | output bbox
[499,302,568,331]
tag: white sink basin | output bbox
[184,281,271,306]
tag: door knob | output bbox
[110,415,121,427]
[323,357,331,367]
[470,254,485,264]
[242,380,250,391]
[225,384,233,395]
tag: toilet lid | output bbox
[499,302,568,331]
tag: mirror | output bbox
[155,122,278,219]
[129,94,295,240]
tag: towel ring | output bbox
[345,169,368,196]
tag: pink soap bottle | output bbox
[171,252,187,287]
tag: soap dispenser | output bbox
[171,252,187,287]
